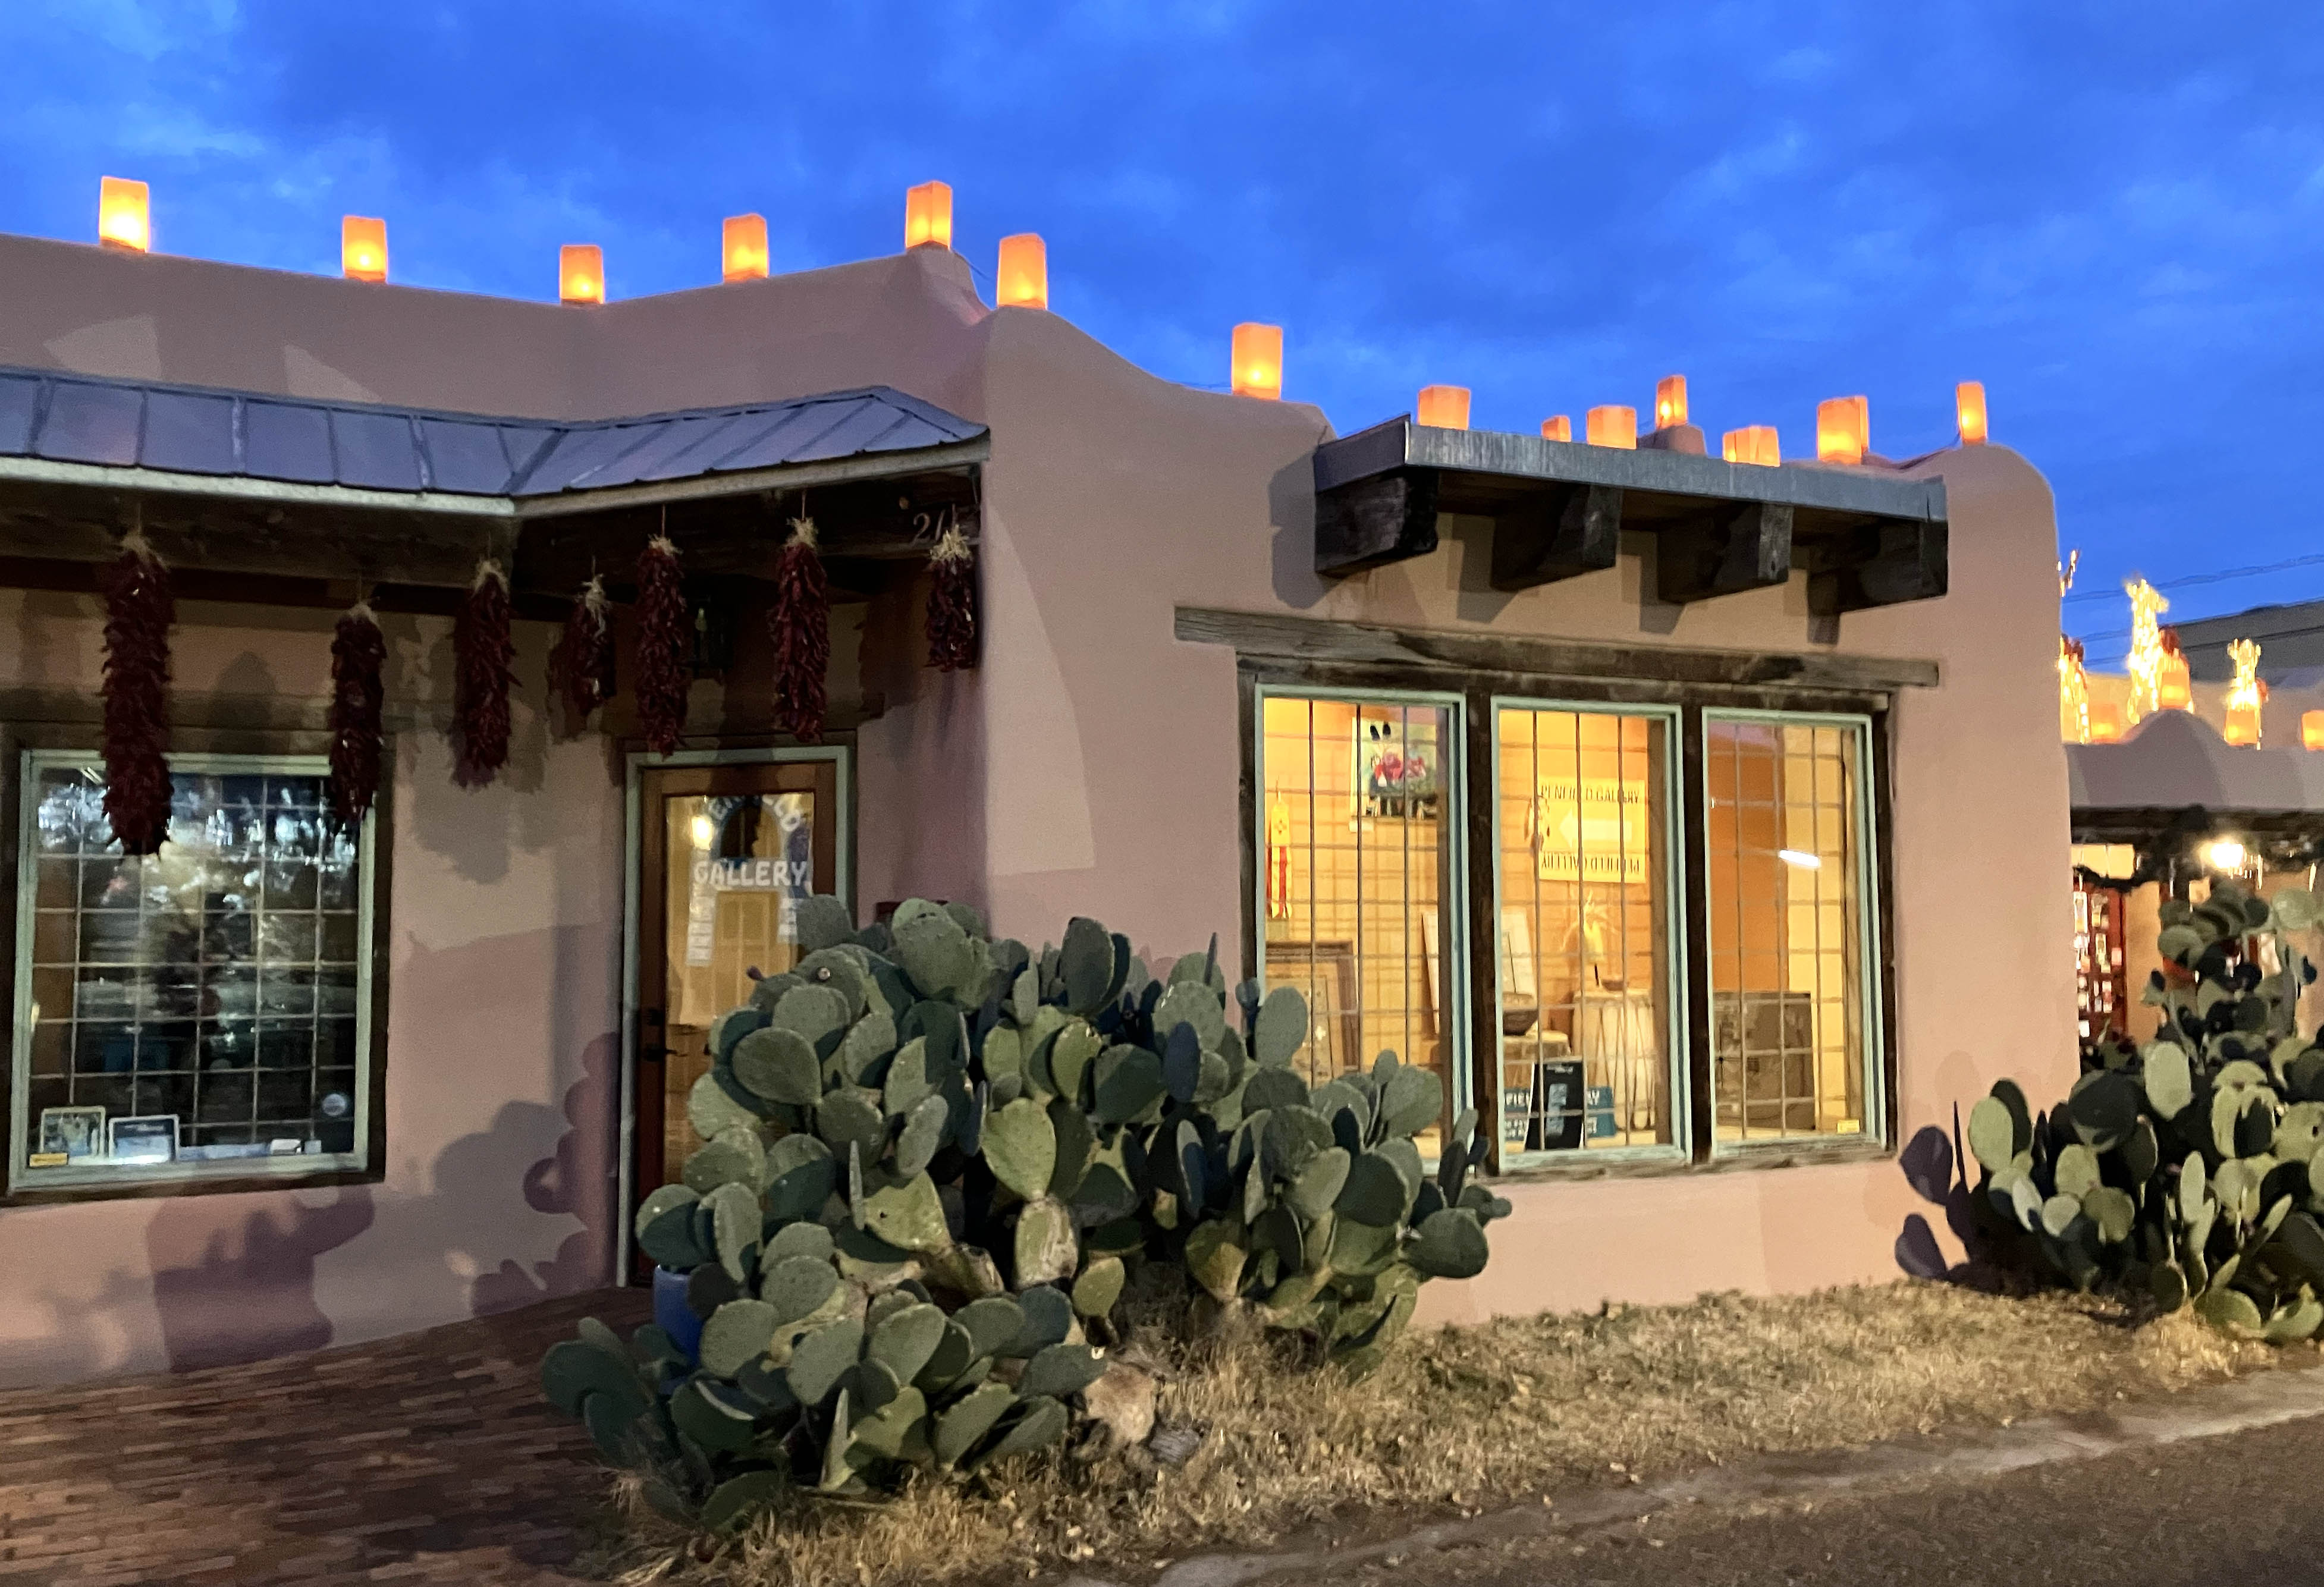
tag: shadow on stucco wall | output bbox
[1894,1113,1995,1285]
[146,1186,377,1371]
[466,1030,618,1315]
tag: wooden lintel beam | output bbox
[1315,469,1439,578]
[1488,483,1622,592]
[1809,520,1949,615]
[1656,501,1793,605]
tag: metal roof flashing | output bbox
[0,365,987,511]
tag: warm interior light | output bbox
[98,176,150,252]
[996,232,1047,309]
[1585,406,1637,449]
[1722,425,1780,466]
[2223,637,2265,745]
[1230,323,1283,400]
[341,216,387,282]
[690,813,718,851]
[1777,849,1823,871]
[723,214,769,282]
[1956,381,1988,445]
[2304,711,2324,752]
[905,181,953,250]
[1654,375,1688,429]
[1816,397,1866,464]
[559,244,605,304]
[2204,837,2248,873]
[1541,415,1572,442]
[2087,703,2124,743]
[1417,385,1471,430]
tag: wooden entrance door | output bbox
[632,758,840,1275]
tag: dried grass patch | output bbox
[590,1279,2315,1587]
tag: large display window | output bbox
[10,752,378,1194]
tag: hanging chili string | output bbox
[327,601,387,825]
[453,559,514,787]
[770,513,830,743]
[636,533,690,755]
[99,529,175,855]
[925,517,978,671]
[553,574,616,727]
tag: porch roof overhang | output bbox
[0,366,987,604]
[2070,710,2324,831]
[1310,416,1949,615]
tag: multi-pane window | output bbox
[1494,705,1679,1159]
[10,752,375,1193]
[1258,694,1459,1155]
[1704,715,1872,1142]
[1251,686,1883,1165]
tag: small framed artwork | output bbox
[37,1105,108,1162]
[108,1114,179,1165]
[1264,939,1359,1076]
[1351,714,1441,820]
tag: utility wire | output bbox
[2062,550,2324,605]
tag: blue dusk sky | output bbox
[2,2,2318,664]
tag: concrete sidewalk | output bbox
[0,1287,645,1586]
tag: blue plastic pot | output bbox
[652,1265,702,1365]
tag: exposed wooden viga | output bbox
[1311,416,1948,614]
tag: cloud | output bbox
[2,0,2323,621]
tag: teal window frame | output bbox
[1250,684,1472,1144]
[8,748,380,1195]
[1488,696,1690,1170]
[1699,708,1886,1157]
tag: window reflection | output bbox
[17,762,367,1181]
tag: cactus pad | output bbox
[698,1299,780,1378]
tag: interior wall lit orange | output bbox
[995,233,1047,309]
[1586,406,1637,449]
[1956,381,1988,445]
[560,244,605,305]
[905,182,953,250]
[1417,385,1471,430]
[723,215,769,282]
[98,177,149,252]
[341,216,387,282]
[1654,375,1687,428]
[1230,324,1283,400]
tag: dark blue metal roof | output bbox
[0,366,985,500]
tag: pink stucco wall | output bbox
[0,229,2077,1379]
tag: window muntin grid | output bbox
[1494,705,1680,1159]
[10,753,373,1191]
[1704,715,1871,1143]
[1257,693,1461,1157]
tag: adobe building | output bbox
[0,188,2074,1384]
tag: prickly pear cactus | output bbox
[1967,881,2324,1341]
[541,898,1503,1531]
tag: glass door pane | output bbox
[1259,694,1458,1156]
[635,758,840,1230]
[1494,705,1676,1157]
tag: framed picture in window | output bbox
[37,1106,107,1162]
[107,1114,179,1165]
[1351,715,1441,820]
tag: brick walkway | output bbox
[0,1288,651,1586]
